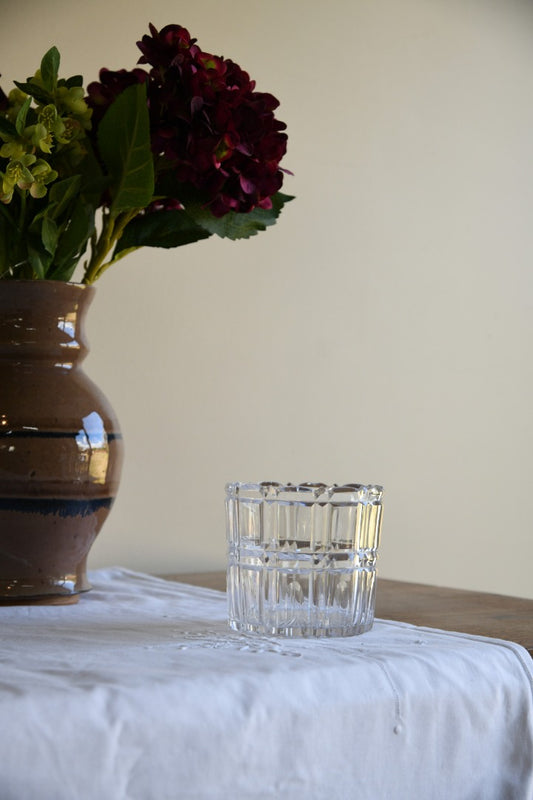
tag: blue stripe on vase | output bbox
[0,497,115,518]
[0,431,122,441]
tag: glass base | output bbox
[228,617,374,638]
[227,562,377,638]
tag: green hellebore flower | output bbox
[38,106,74,149]
[6,88,27,124]
[0,139,27,160]
[29,180,48,199]
[31,158,56,180]
[27,122,54,154]
[28,158,58,198]
[38,104,58,132]
[54,116,79,145]
[56,86,92,128]
[4,154,36,192]
[0,174,13,204]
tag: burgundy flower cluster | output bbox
[86,24,288,216]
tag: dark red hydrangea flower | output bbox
[86,68,148,126]
[86,23,288,217]
[136,23,195,69]
[144,197,183,214]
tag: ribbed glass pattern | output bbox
[226,482,383,637]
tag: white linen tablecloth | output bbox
[0,567,532,800]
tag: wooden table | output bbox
[165,572,533,657]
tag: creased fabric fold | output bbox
[0,567,532,800]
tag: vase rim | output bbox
[1,279,92,288]
[0,280,96,299]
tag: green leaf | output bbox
[114,209,212,254]
[185,191,295,240]
[30,175,82,230]
[40,46,60,94]
[15,96,32,136]
[48,175,82,220]
[14,81,51,106]
[48,199,95,281]
[97,82,154,214]
[0,214,10,277]
[27,215,57,271]
[65,75,83,89]
[27,238,50,279]
[0,116,18,139]
[68,140,109,207]
[0,201,34,279]
[41,217,58,255]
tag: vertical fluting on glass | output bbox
[226,482,383,637]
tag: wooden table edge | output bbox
[162,572,533,658]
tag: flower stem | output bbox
[82,208,139,284]
[18,190,27,231]
[0,202,15,227]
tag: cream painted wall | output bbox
[2,0,533,597]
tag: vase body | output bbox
[0,280,123,602]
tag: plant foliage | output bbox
[0,25,293,283]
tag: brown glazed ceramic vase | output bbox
[0,280,123,603]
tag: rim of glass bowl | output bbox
[225,482,383,505]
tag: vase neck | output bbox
[0,281,95,368]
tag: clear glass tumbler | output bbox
[226,482,383,637]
